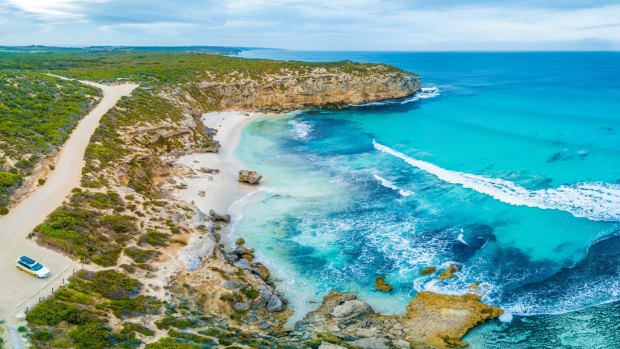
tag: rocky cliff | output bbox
[173,62,420,112]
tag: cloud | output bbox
[5,0,107,20]
[100,21,196,33]
[1,0,619,50]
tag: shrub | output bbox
[26,298,85,326]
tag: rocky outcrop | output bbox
[374,276,393,292]
[238,170,263,185]
[294,290,503,349]
[439,264,461,280]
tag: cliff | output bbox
[173,62,420,112]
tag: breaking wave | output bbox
[289,120,313,141]
[373,140,620,222]
[373,174,413,197]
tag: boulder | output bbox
[209,209,231,223]
[266,294,285,312]
[234,259,252,270]
[253,262,271,281]
[438,264,460,280]
[419,266,436,275]
[238,170,263,185]
[374,276,393,292]
[331,300,373,325]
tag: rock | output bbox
[197,190,206,197]
[348,337,390,349]
[319,343,347,349]
[235,302,250,311]
[393,339,411,349]
[236,237,246,245]
[199,167,220,174]
[355,328,378,338]
[253,262,271,281]
[266,294,285,312]
[374,276,393,292]
[419,266,436,275]
[221,280,242,289]
[238,170,263,185]
[209,209,231,223]
[331,300,373,325]
[233,246,253,256]
[438,264,460,280]
[234,259,252,270]
[404,292,503,348]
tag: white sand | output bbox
[168,111,266,216]
[0,80,137,325]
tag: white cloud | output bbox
[100,21,196,33]
[5,0,107,20]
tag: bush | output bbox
[69,321,112,349]
[140,229,169,246]
[89,269,142,299]
[26,298,85,326]
[125,247,160,263]
[145,337,200,349]
[109,295,161,319]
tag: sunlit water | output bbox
[229,51,620,346]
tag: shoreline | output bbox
[167,111,266,215]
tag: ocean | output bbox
[232,50,620,347]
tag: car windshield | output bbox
[31,263,43,271]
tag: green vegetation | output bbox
[27,269,157,349]
[34,190,137,266]
[0,71,100,211]
[0,50,400,86]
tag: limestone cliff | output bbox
[173,62,420,112]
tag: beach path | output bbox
[0,79,137,335]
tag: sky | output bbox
[1,0,620,50]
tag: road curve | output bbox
[0,79,137,328]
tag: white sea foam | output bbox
[373,174,413,197]
[352,86,440,107]
[373,140,620,222]
[228,189,264,227]
[288,120,313,141]
[417,87,441,99]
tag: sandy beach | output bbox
[167,111,266,223]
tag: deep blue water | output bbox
[233,50,620,347]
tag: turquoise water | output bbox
[233,51,620,346]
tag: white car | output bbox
[16,256,51,278]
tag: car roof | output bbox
[19,256,36,264]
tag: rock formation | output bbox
[294,290,503,349]
[375,276,394,292]
[238,170,263,185]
